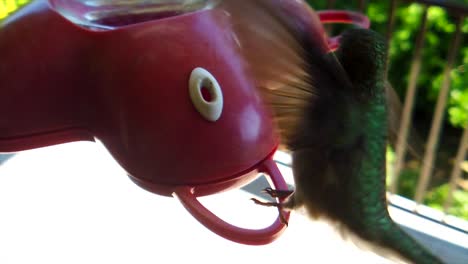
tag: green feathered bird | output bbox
[219,0,443,263]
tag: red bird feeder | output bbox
[0,0,368,245]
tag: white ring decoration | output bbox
[189,67,223,122]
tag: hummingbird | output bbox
[219,0,443,263]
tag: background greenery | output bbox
[0,0,30,19]
[306,0,467,129]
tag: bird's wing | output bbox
[217,0,351,149]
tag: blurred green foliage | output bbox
[386,147,468,220]
[425,184,468,219]
[395,168,420,198]
[0,0,31,20]
[308,0,467,129]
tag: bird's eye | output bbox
[189,67,223,122]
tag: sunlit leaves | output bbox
[425,184,468,220]
[367,4,387,23]
[448,87,468,128]
[0,0,31,20]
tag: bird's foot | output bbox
[250,198,281,207]
[251,196,290,226]
[262,187,294,199]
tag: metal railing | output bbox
[389,0,466,216]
